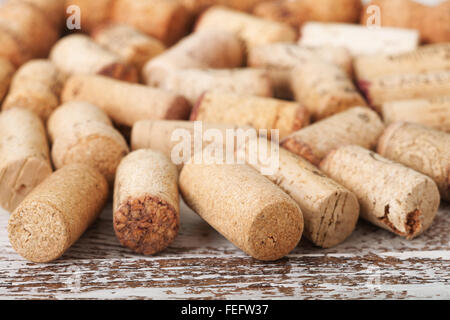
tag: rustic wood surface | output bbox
[0,200,448,300]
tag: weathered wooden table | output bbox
[0,201,448,299]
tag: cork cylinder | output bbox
[378,122,450,202]
[2,59,63,121]
[48,101,129,184]
[0,57,14,103]
[65,0,114,33]
[180,162,304,261]
[320,145,440,239]
[8,164,109,263]
[382,97,450,133]
[282,107,384,166]
[191,92,309,139]
[0,108,52,212]
[113,150,180,255]
[291,62,367,120]
[50,34,138,83]
[62,74,192,127]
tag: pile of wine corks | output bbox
[0,0,449,263]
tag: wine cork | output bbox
[195,6,297,49]
[282,107,384,166]
[2,59,64,121]
[320,145,440,239]
[248,43,352,99]
[111,0,192,46]
[291,62,367,120]
[239,137,360,248]
[0,57,14,103]
[48,101,129,184]
[378,122,450,202]
[14,0,65,29]
[8,164,109,263]
[142,30,244,87]
[182,0,266,14]
[191,92,309,139]
[61,74,192,127]
[0,108,52,212]
[66,0,114,33]
[113,150,179,255]
[92,24,166,71]
[382,97,450,133]
[179,161,304,261]
[50,34,138,83]
[359,70,450,112]
[355,43,450,81]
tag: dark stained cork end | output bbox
[165,95,192,120]
[281,137,320,166]
[98,62,139,83]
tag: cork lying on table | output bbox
[378,122,450,202]
[0,57,14,103]
[320,145,440,239]
[0,108,52,213]
[8,164,109,263]
[114,150,180,255]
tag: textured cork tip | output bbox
[98,62,138,83]
[165,95,192,120]
[376,121,406,156]
[379,207,422,240]
[281,138,320,166]
[114,195,179,255]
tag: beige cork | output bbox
[2,59,64,121]
[281,107,384,166]
[239,137,360,248]
[49,102,129,184]
[320,145,440,239]
[382,97,450,133]
[195,6,296,49]
[0,57,14,103]
[65,0,114,33]
[182,0,266,14]
[111,0,192,46]
[113,150,179,255]
[50,34,138,83]
[180,161,304,261]
[8,164,109,263]
[248,43,352,99]
[291,62,367,120]
[14,0,65,29]
[92,24,166,72]
[142,30,244,87]
[191,91,309,139]
[378,122,450,202]
[0,108,52,212]
[61,74,192,127]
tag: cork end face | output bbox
[165,96,192,121]
[98,63,139,83]
[114,196,180,255]
[281,138,320,166]
[376,121,406,156]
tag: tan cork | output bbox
[113,150,179,255]
[49,102,129,184]
[8,164,109,263]
[0,57,14,103]
[382,96,450,133]
[281,107,384,166]
[2,59,64,121]
[195,6,296,49]
[50,34,138,83]
[291,61,367,120]
[378,122,450,202]
[180,160,304,261]
[320,145,440,239]
[182,0,266,14]
[18,0,65,29]
[191,91,309,139]
[61,74,192,127]
[0,108,52,212]
[65,0,114,33]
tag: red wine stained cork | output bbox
[378,122,450,202]
[240,137,360,248]
[113,150,180,255]
[291,61,367,120]
[48,101,129,184]
[180,161,304,261]
[142,30,244,87]
[281,107,384,166]
[382,96,450,133]
[320,145,440,239]
[111,0,193,46]
[66,0,114,33]
[61,74,192,127]
[0,108,52,212]
[0,57,14,103]
[182,0,266,14]
[50,34,138,83]
[191,91,309,139]
[2,59,64,121]
[8,164,109,263]
[195,6,296,49]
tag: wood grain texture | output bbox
[0,201,449,300]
